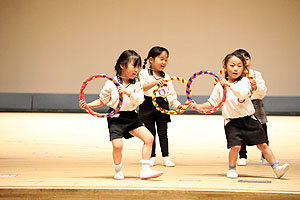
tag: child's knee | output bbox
[145,134,154,144]
[257,143,268,150]
[231,145,241,152]
[143,128,154,143]
[113,143,123,151]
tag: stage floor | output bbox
[0,113,299,199]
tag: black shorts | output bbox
[107,109,144,141]
[224,115,268,149]
[138,96,171,123]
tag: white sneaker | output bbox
[227,169,238,178]
[162,157,175,167]
[150,157,156,167]
[114,171,124,180]
[237,158,247,166]
[273,163,290,179]
[140,168,163,179]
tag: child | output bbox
[80,50,163,180]
[233,49,269,166]
[189,51,290,179]
[138,46,182,167]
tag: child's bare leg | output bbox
[227,145,240,178]
[111,138,124,180]
[130,126,154,160]
[112,138,123,164]
[229,145,241,167]
[256,143,276,165]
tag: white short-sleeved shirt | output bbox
[208,77,255,122]
[139,68,181,109]
[99,76,144,111]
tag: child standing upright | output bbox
[80,50,163,180]
[189,51,290,179]
[138,46,182,167]
[233,49,269,166]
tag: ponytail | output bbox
[143,58,148,69]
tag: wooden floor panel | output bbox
[0,113,299,199]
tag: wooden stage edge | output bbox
[0,187,300,200]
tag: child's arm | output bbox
[118,87,132,97]
[138,69,166,92]
[189,101,213,110]
[252,71,267,98]
[79,98,104,109]
[189,81,223,110]
[86,98,104,108]
[143,79,166,92]
[166,81,182,110]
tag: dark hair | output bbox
[114,50,141,83]
[143,46,169,78]
[233,49,251,59]
[223,51,247,79]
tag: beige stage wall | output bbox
[0,0,300,96]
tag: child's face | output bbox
[224,56,244,81]
[149,51,168,72]
[244,56,251,69]
[121,60,140,79]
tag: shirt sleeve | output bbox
[166,80,181,109]
[138,69,149,87]
[253,70,267,99]
[208,83,222,107]
[99,80,112,105]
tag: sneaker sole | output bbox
[114,177,124,180]
[163,164,175,167]
[140,172,163,180]
[227,174,238,178]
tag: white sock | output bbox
[113,162,122,173]
[140,160,151,171]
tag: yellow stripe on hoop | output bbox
[152,76,190,115]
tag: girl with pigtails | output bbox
[138,46,182,167]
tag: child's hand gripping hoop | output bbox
[213,68,224,86]
[79,74,123,118]
[214,68,254,96]
[152,76,190,115]
[186,70,227,114]
[243,69,254,97]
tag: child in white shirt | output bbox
[80,50,163,180]
[189,51,289,179]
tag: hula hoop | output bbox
[213,68,224,86]
[186,70,227,114]
[152,76,190,115]
[213,68,254,96]
[79,74,123,118]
